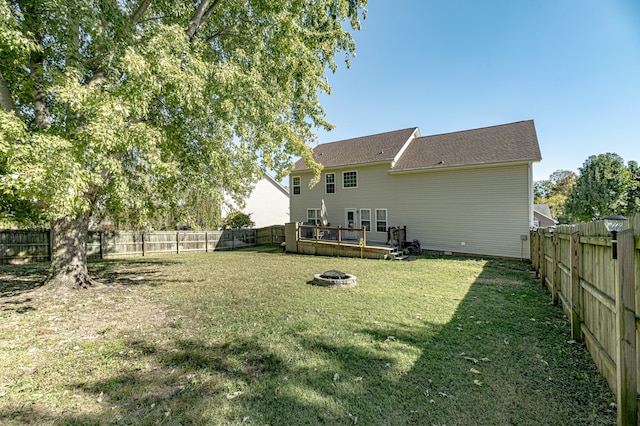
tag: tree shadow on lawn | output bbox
[2,336,289,425]
[0,257,617,425]
[0,257,186,319]
[0,257,186,298]
[0,262,48,298]
[88,257,186,287]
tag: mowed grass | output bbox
[0,247,615,425]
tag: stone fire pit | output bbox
[312,270,357,287]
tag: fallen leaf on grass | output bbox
[504,338,509,345]
[385,336,395,342]
[474,379,483,386]
[463,356,478,363]
[226,391,243,399]
[480,358,491,362]
[348,413,358,424]
[333,373,340,381]
[438,392,448,398]
[470,368,481,375]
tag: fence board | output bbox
[0,229,50,264]
[0,226,284,264]
[531,213,639,424]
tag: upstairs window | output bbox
[343,171,358,188]
[292,176,301,195]
[360,209,371,231]
[325,173,335,194]
[376,209,388,232]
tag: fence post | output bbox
[232,229,235,250]
[532,230,539,276]
[176,232,180,254]
[99,231,104,260]
[540,230,546,288]
[530,230,535,270]
[141,232,145,257]
[205,231,208,252]
[551,231,559,305]
[615,229,637,426]
[570,231,582,342]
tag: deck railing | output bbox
[297,224,366,246]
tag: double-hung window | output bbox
[342,171,358,188]
[325,173,335,194]
[292,176,301,195]
[375,209,388,232]
[360,209,371,231]
[307,208,321,225]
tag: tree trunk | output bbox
[47,212,99,289]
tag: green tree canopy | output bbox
[0,0,367,287]
[534,169,576,223]
[564,153,637,223]
[222,211,254,230]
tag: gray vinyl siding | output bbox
[290,162,532,259]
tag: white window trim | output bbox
[307,208,321,225]
[360,209,371,232]
[325,173,336,194]
[375,208,388,233]
[342,170,358,189]
[292,176,301,196]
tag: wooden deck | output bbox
[296,239,403,260]
[285,223,408,260]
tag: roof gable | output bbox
[292,127,419,171]
[391,120,541,172]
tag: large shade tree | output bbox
[0,0,367,288]
[564,153,637,223]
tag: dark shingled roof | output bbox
[292,127,418,171]
[391,120,541,171]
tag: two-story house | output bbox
[289,120,542,259]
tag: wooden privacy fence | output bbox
[530,213,640,425]
[0,225,285,264]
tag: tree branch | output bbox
[187,0,211,39]
[132,0,153,24]
[0,71,17,113]
[187,0,222,40]
[201,0,222,24]
[206,19,244,43]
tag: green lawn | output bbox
[0,248,615,425]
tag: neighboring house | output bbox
[223,173,290,228]
[290,120,542,259]
[533,204,557,228]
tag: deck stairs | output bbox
[389,246,409,261]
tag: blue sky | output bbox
[312,0,640,181]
